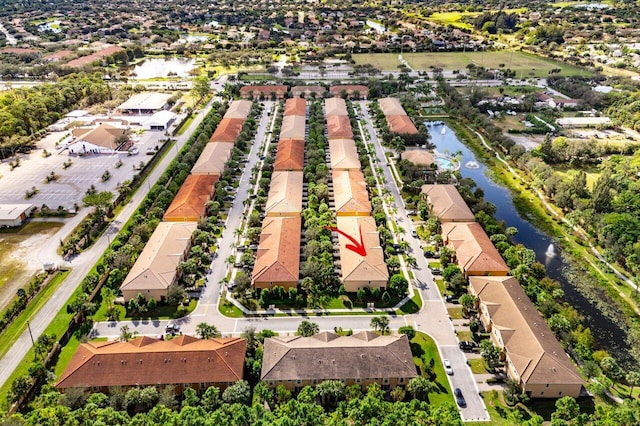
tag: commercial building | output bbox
[120,222,197,302]
[117,92,173,114]
[469,276,583,398]
[261,331,416,391]
[0,204,35,227]
[143,110,176,131]
[68,123,127,155]
[252,216,302,290]
[55,336,246,395]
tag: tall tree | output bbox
[296,320,319,337]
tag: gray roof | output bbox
[261,331,417,381]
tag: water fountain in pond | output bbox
[545,243,556,258]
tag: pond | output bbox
[131,58,197,79]
[425,121,630,362]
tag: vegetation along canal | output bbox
[427,121,629,362]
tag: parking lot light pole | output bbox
[26,320,35,346]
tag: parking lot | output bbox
[0,128,165,210]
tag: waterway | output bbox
[426,121,629,361]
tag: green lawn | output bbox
[448,306,464,319]
[435,279,446,295]
[410,332,453,406]
[175,114,195,136]
[468,357,489,374]
[93,299,197,321]
[0,270,70,360]
[397,292,422,315]
[456,330,474,342]
[220,299,244,318]
[402,51,592,77]
[423,11,479,30]
[352,53,401,71]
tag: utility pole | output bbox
[26,320,35,346]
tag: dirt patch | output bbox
[0,221,63,310]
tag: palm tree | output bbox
[296,320,319,337]
[370,316,390,335]
[196,322,221,339]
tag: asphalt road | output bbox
[0,98,217,390]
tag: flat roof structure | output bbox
[252,216,302,290]
[329,139,361,170]
[401,149,435,167]
[265,171,304,217]
[0,204,34,227]
[283,98,306,116]
[261,332,416,383]
[469,276,583,398]
[326,115,353,140]
[378,98,407,116]
[420,184,475,222]
[143,110,176,130]
[325,97,349,116]
[274,139,305,171]
[117,92,173,113]
[332,169,371,216]
[209,118,245,143]
[336,216,388,291]
[386,115,418,135]
[191,142,234,176]
[556,117,612,128]
[441,222,510,277]
[223,100,253,120]
[163,175,218,222]
[120,222,196,301]
[279,115,306,140]
[55,336,246,392]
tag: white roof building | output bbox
[117,92,173,113]
[143,110,176,131]
[0,204,35,227]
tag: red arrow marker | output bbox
[325,225,367,257]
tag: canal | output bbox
[427,121,629,361]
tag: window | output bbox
[355,378,361,383]
[546,384,549,388]
[398,378,404,383]
[383,378,389,384]
[296,380,302,385]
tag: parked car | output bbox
[443,359,453,375]
[445,295,459,304]
[165,322,180,334]
[411,230,418,238]
[459,341,479,351]
[454,388,466,407]
[431,268,442,275]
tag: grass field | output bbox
[403,51,590,77]
[352,53,402,71]
[424,11,480,30]
[411,332,453,406]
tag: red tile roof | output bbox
[210,118,245,143]
[327,115,353,139]
[55,336,246,389]
[274,139,305,171]
[163,175,218,222]
[283,98,306,116]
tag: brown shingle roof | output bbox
[327,115,353,140]
[441,222,509,275]
[283,98,306,116]
[279,115,306,140]
[336,216,388,284]
[71,123,125,149]
[191,142,234,176]
[261,332,415,381]
[329,139,361,170]
[329,85,369,97]
[325,98,349,116]
[274,139,305,171]
[386,115,418,135]
[120,222,196,293]
[401,150,435,166]
[265,171,304,216]
[378,98,407,116]
[55,336,246,389]
[210,118,245,143]
[420,184,475,222]
[468,276,583,388]
[224,100,253,120]
[332,169,371,215]
[252,217,301,286]
[163,175,218,222]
